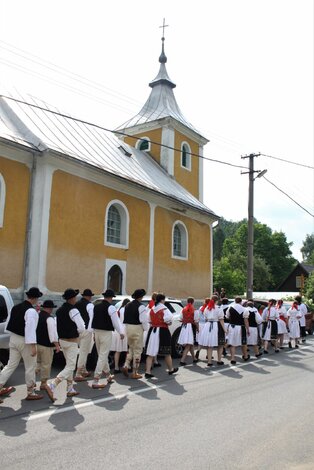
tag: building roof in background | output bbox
[0,95,218,219]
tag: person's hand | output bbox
[31,345,37,357]
[55,344,61,353]
[120,334,125,340]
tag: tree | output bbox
[301,234,314,263]
[213,218,296,293]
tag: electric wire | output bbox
[262,176,314,218]
[261,153,314,170]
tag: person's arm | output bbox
[47,316,60,352]
[86,302,94,331]
[108,305,124,337]
[139,304,149,325]
[25,308,39,356]
[163,308,173,324]
[243,310,250,335]
[69,308,86,334]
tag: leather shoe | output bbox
[0,386,15,396]
[131,372,143,379]
[25,392,44,400]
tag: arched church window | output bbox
[172,221,188,259]
[137,137,151,152]
[181,142,191,170]
[105,200,129,248]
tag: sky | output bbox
[0,0,313,260]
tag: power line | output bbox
[261,153,314,170]
[0,95,249,170]
[262,175,314,218]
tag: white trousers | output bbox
[94,329,113,378]
[56,339,78,383]
[77,330,94,371]
[0,333,37,392]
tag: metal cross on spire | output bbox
[159,18,169,39]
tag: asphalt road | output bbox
[1,339,314,470]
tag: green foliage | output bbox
[304,272,314,307]
[301,233,314,262]
[213,219,296,294]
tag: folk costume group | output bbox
[0,287,308,404]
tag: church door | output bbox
[107,264,123,294]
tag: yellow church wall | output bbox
[173,131,199,199]
[46,170,150,294]
[0,156,30,288]
[123,128,162,165]
[153,207,211,299]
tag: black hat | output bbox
[131,288,146,299]
[25,287,43,298]
[82,289,95,297]
[42,300,57,308]
[102,289,116,298]
[62,288,79,300]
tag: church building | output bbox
[0,35,219,301]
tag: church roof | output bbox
[0,95,218,219]
[117,37,207,141]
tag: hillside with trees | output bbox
[213,218,297,296]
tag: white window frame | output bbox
[171,220,188,260]
[180,142,191,171]
[136,136,151,152]
[0,173,6,228]
[105,259,127,295]
[105,200,129,249]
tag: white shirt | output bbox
[262,306,279,321]
[298,303,307,327]
[69,308,86,334]
[245,307,262,325]
[107,304,123,334]
[24,307,39,344]
[46,316,59,343]
[204,305,224,321]
[84,302,95,331]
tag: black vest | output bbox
[248,310,258,327]
[6,300,33,336]
[36,311,55,347]
[222,305,229,321]
[124,300,142,325]
[75,298,90,329]
[56,302,79,339]
[92,300,114,331]
[228,306,245,326]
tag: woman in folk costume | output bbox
[144,292,161,368]
[195,297,210,360]
[275,299,288,349]
[198,295,226,366]
[178,297,199,365]
[262,299,280,354]
[245,301,263,357]
[111,298,130,373]
[287,301,302,348]
[144,293,178,378]
[226,297,250,365]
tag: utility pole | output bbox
[241,153,265,300]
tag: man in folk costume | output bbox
[226,297,250,365]
[121,288,148,379]
[295,295,307,343]
[0,287,44,401]
[178,297,198,365]
[261,299,279,354]
[36,300,60,390]
[45,289,85,402]
[91,289,124,389]
[144,293,178,378]
[244,300,263,357]
[74,288,95,381]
